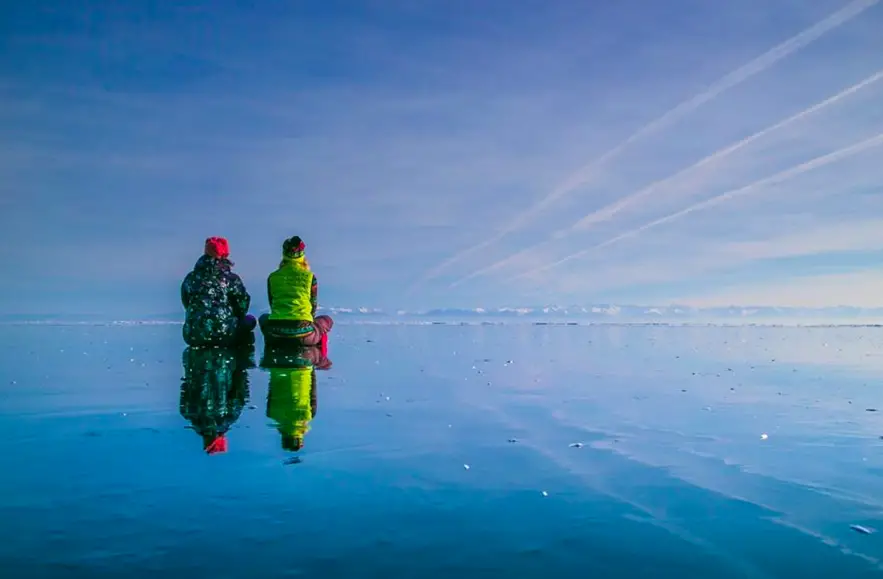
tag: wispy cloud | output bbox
[410,0,881,291]
[507,131,883,282]
[447,67,883,287]
[543,216,883,298]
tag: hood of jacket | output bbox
[194,254,233,273]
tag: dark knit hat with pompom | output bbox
[282,236,305,257]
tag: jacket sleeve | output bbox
[310,274,318,317]
[180,274,192,309]
[228,274,251,318]
[266,277,273,309]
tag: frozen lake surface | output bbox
[2,323,883,578]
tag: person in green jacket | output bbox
[259,236,334,346]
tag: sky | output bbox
[2,0,883,316]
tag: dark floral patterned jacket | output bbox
[181,255,251,346]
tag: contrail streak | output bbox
[447,68,883,288]
[407,0,880,292]
[507,132,883,282]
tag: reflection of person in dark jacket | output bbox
[261,345,331,452]
[179,345,254,454]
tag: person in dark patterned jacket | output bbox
[181,237,257,347]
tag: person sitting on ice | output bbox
[181,236,257,347]
[259,236,333,347]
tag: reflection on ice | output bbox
[261,344,333,455]
[2,323,883,577]
[179,345,255,454]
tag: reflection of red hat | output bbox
[205,237,230,259]
[205,435,228,454]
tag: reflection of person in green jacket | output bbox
[267,366,317,451]
[179,345,254,454]
[261,344,331,452]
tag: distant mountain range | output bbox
[315,305,883,323]
[6,305,881,324]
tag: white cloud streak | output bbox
[545,218,883,296]
[447,67,883,288]
[409,0,881,290]
[508,131,883,282]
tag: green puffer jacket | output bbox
[267,256,318,322]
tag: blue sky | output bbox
[2,0,883,315]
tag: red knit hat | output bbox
[205,237,230,259]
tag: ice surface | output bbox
[1,323,883,577]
